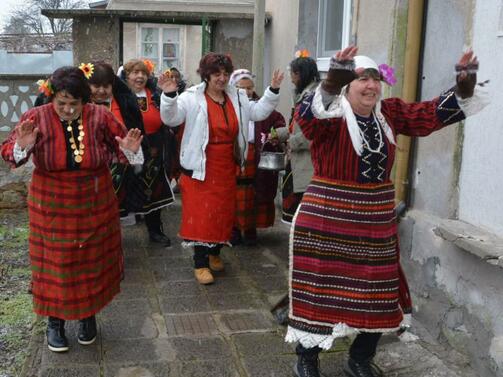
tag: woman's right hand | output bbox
[158,72,179,94]
[323,45,360,94]
[15,118,38,149]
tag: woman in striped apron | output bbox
[286,46,486,377]
[1,66,143,353]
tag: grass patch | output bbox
[0,210,33,377]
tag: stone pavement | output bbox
[30,201,479,377]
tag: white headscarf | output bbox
[311,55,396,156]
[229,69,256,87]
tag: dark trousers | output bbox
[193,245,222,268]
[145,210,162,233]
[349,332,382,362]
[296,332,382,362]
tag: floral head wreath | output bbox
[37,79,53,97]
[294,49,310,58]
[78,63,95,79]
[143,59,155,75]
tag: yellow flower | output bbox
[78,63,95,79]
[37,79,53,97]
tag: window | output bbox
[139,25,183,72]
[316,0,352,71]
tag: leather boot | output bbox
[78,315,97,345]
[293,344,321,377]
[194,268,214,285]
[209,255,224,272]
[46,316,69,352]
[344,357,383,377]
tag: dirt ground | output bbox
[0,209,36,377]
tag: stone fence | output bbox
[0,74,40,209]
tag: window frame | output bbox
[316,0,352,72]
[137,23,185,73]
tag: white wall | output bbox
[265,0,300,117]
[458,0,503,235]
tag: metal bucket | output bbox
[258,141,286,171]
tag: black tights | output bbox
[296,332,382,362]
[145,210,162,233]
[193,245,222,268]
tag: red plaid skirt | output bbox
[28,167,123,320]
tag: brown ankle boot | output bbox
[194,268,214,284]
[209,255,224,271]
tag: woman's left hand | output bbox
[455,49,478,99]
[270,69,285,89]
[116,128,143,153]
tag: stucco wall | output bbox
[400,211,503,376]
[458,0,503,235]
[265,0,299,117]
[212,19,254,74]
[399,1,503,376]
[73,16,121,69]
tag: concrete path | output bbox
[31,201,478,377]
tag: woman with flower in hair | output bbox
[86,61,149,219]
[158,52,283,284]
[286,46,487,377]
[273,51,319,224]
[120,59,175,247]
[1,66,143,353]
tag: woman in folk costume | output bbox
[121,59,175,247]
[228,69,287,246]
[276,52,319,223]
[87,61,148,218]
[286,46,488,377]
[158,53,283,284]
[1,66,143,352]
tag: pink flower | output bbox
[260,132,267,144]
[378,64,397,86]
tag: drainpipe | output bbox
[394,0,426,214]
[252,0,266,94]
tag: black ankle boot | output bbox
[149,230,171,247]
[293,344,321,377]
[47,316,69,352]
[344,357,383,377]
[78,315,97,345]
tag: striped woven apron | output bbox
[287,176,411,345]
[28,167,123,320]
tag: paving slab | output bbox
[102,338,175,364]
[164,313,218,337]
[28,201,479,377]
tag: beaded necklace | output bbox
[65,117,85,163]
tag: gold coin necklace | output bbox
[66,117,85,163]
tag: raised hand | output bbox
[335,45,359,62]
[15,117,39,149]
[324,45,359,94]
[158,71,179,94]
[270,69,285,89]
[455,49,478,99]
[115,128,143,153]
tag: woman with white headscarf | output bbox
[286,46,488,377]
[228,69,286,246]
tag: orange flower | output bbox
[37,79,53,97]
[143,59,155,75]
[78,63,95,79]
[294,49,310,58]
